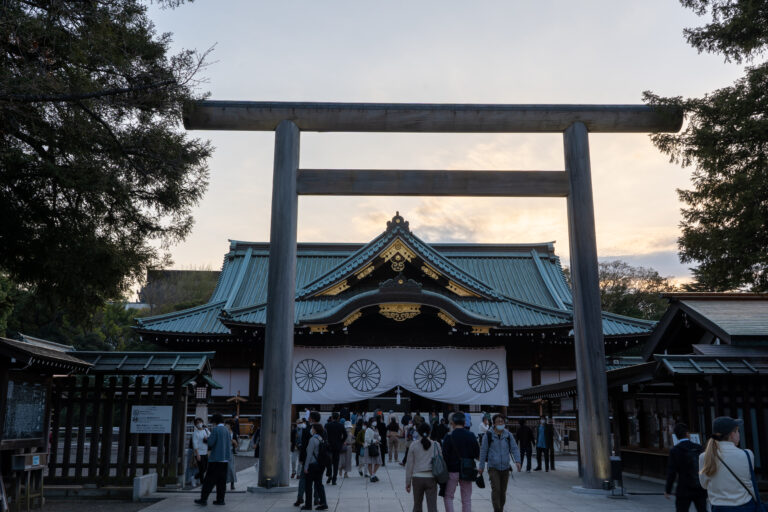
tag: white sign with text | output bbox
[130,405,173,434]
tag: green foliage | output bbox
[0,275,14,337]
[138,267,219,315]
[0,0,212,319]
[644,1,768,292]
[4,278,152,350]
[680,0,768,63]
[563,260,676,320]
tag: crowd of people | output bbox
[290,410,558,512]
[188,408,763,512]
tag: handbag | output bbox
[368,442,380,457]
[448,434,477,481]
[716,450,766,512]
[431,443,449,484]
[475,473,485,489]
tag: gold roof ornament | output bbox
[380,238,417,272]
[379,303,421,322]
[319,280,350,296]
[343,311,362,327]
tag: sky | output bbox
[145,0,745,286]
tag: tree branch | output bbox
[0,79,176,103]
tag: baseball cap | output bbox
[712,416,743,438]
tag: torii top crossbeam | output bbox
[183,100,683,133]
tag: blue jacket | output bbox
[206,424,232,463]
[479,429,520,471]
[442,427,480,473]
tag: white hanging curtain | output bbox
[291,346,509,405]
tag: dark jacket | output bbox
[298,425,313,463]
[536,423,554,449]
[442,428,480,473]
[326,420,346,452]
[431,423,449,442]
[515,424,534,449]
[290,426,298,452]
[666,440,706,496]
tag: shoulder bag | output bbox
[716,450,766,512]
[431,442,449,484]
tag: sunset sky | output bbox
[146,1,745,286]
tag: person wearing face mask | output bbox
[534,416,553,472]
[479,415,521,512]
[192,417,209,484]
[356,420,368,477]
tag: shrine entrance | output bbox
[183,100,682,489]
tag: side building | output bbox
[135,213,654,419]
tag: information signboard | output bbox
[130,405,173,434]
[2,378,46,440]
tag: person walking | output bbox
[325,412,346,485]
[291,421,302,478]
[224,420,238,491]
[362,420,382,482]
[387,416,402,462]
[665,423,707,512]
[699,416,763,512]
[432,417,449,443]
[478,416,490,443]
[302,423,329,511]
[340,424,354,479]
[534,416,553,472]
[375,415,388,467]
[479,414,521,512]
[294,411,322,508]
[515,418,534,472]
[195,413,231,506]
[442,412,479,512]
[405,422,439,512]
[252,425,260,459]
[354,419,366,477]
[192,417,210,484]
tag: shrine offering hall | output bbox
[137,213,653,416]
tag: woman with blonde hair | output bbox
[699,416,764,511]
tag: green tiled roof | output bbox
[73,351,215,374]
[136,215,654,338]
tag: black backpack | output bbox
[316,437,332,468]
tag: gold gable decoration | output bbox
[355,264,374,280]
[447,280,480,298]
[379,303,421,322]
[380,239,417,272]
[319,280,350,296]
[309,325,328,333]
[437,311,456,326]
[343,311,362,327]
[421,264,440,280]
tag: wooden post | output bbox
[564,121,611,488]
[258,120,300,488]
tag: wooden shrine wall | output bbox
[47,375,187,486]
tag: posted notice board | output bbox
[2,378,46,440]
[130,405,173,434]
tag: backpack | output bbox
[316,436,332,468]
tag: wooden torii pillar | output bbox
[183,101,682,489]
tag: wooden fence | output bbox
[47,375,188,486]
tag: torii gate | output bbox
[183,101,682,490]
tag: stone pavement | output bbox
[141,456,671,512]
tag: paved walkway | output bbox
[142,456,670,512]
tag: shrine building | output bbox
[136,213,654,418]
